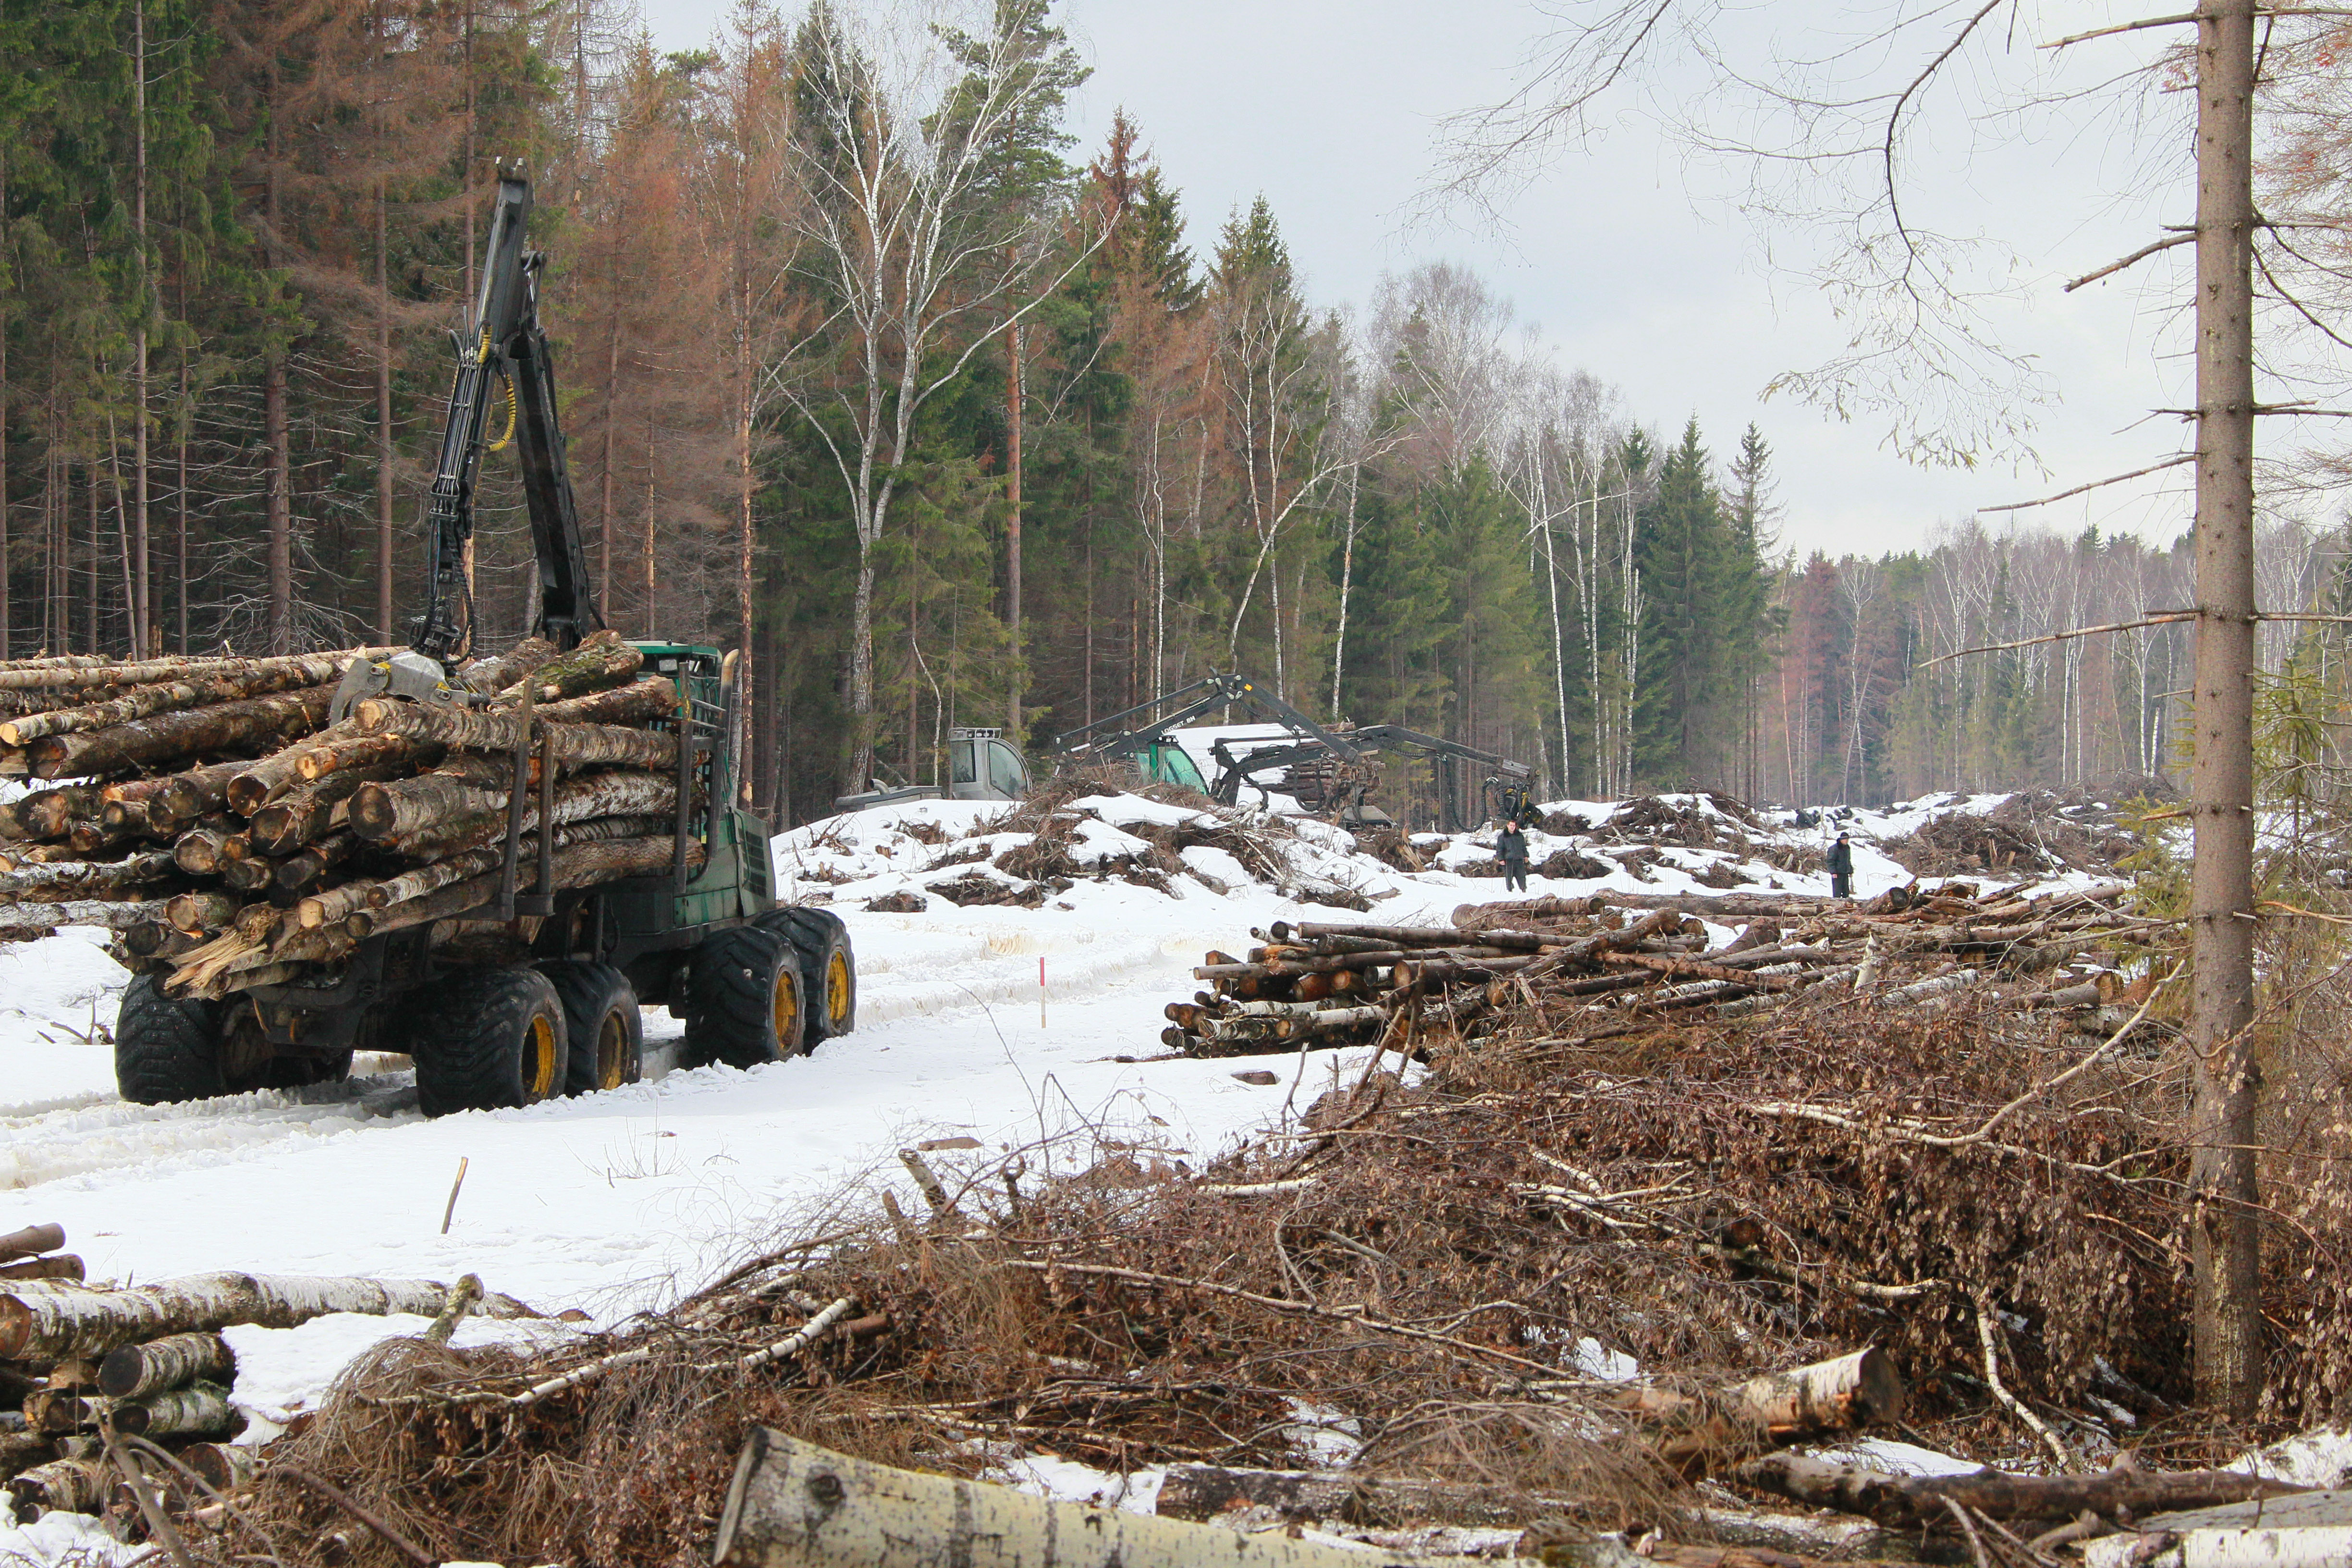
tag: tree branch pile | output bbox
[0,632,706,997]
[1162,881,2155,1059]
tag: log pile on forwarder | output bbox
[0,631,698,1001]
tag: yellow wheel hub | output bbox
[773,967,798,1045]
[524,1015,558,1099]
[825,951,852,1026]
[596,1012,631,1090]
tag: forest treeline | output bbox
[5,0,2335,821]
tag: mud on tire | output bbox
[540,960,642,1095]
[753,906,856,1043]
[682,926,805,1069]
[410,967,567,1116]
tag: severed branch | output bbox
[1979,454,2192,513]
[2042,11,2199,48]
[1972,1290,2080,1473]
[1920,609,2352,667]
[2065,231,2194,292]
[1917,613,2193,668]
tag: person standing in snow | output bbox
[1496,821,1531,892]
[1827,831,1854,900]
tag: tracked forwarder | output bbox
[113,173,854,1115]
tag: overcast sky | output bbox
[641,0,2257,559]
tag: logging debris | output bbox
[1159,880,2153,1060]
[0,633,701,998]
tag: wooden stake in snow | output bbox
[441,1157,469,1235]
[713,1427,1489,1568]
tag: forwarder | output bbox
[113,174,855,1115]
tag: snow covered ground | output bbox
[0,785,2079,1558]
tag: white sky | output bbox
[637,0,2326,559]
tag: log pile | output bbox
[1163,880,2154,1058]
[0,1221,529,1519]
[0,632,703,997]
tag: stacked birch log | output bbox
[1164,881,2150,1058]
[0,1221,528,1515]
[0,630,702,999]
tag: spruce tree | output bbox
[1632,416,1735,784]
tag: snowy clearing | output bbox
[0,784,2091,1557]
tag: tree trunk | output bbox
[159,759,270,827]
[0,852,175,902]
[274,830,360,894]
[28,685,331,778]
[0,1270,534,1361]
[376,178,395,641]
[351,831,700,938]
[714,1429,1474,1568]
[1005,316,1023,736]
[2189,0,2263,1420]
[132,0,150,656]
[378,767,676,860]
[111,1379,240,1439]
[1740,1453,2303,1532]
[98,1330,234,1399]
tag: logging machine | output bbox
[1054,674,1534,833]
[113,172,856,1116]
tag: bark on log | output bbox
[381,767,676,860]
[249,764,401,854]
[1738,1453,2307,1531]
[0,852,174,901]
[0,1272,535,1360]
[0,650,359,746]
[350,701,678,771]
[489,628,641,707]
[29,686,333,778]
[0,646,392,693]
[275,832,359,894]
[179,1441,257,1494]
[348,771,505,841]
[712,1428,1484,1568]
[155,760,252,829]
[283,730,444,788]
[0,901,151,932]
[454,636,556,695]
[0,1224,64,1263]
[98,1330,235,1399]
[7,1458,109,1521]
[300,814,674,928]
[110,1379,241,1438]
[0,1256,84,1282]
[350,834,701,940]
[1154,1465,1545,1527]
[351,672,675,735]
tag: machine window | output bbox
[987,741,1028,796]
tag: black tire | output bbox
[753,906,857,1042]
[115,974,230,1105]
[541,960,642,1096]
[409,967,567,1117]
[682,926,805,1069]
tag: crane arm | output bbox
[412,173,603,662]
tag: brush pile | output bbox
[0,631,699,999]
[0,1221,530,1529]
[1163,880,2153,1059]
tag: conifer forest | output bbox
[2,0,2325,824]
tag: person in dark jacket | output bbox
[1496,821,1531,892]
[1827,831,1854,899]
